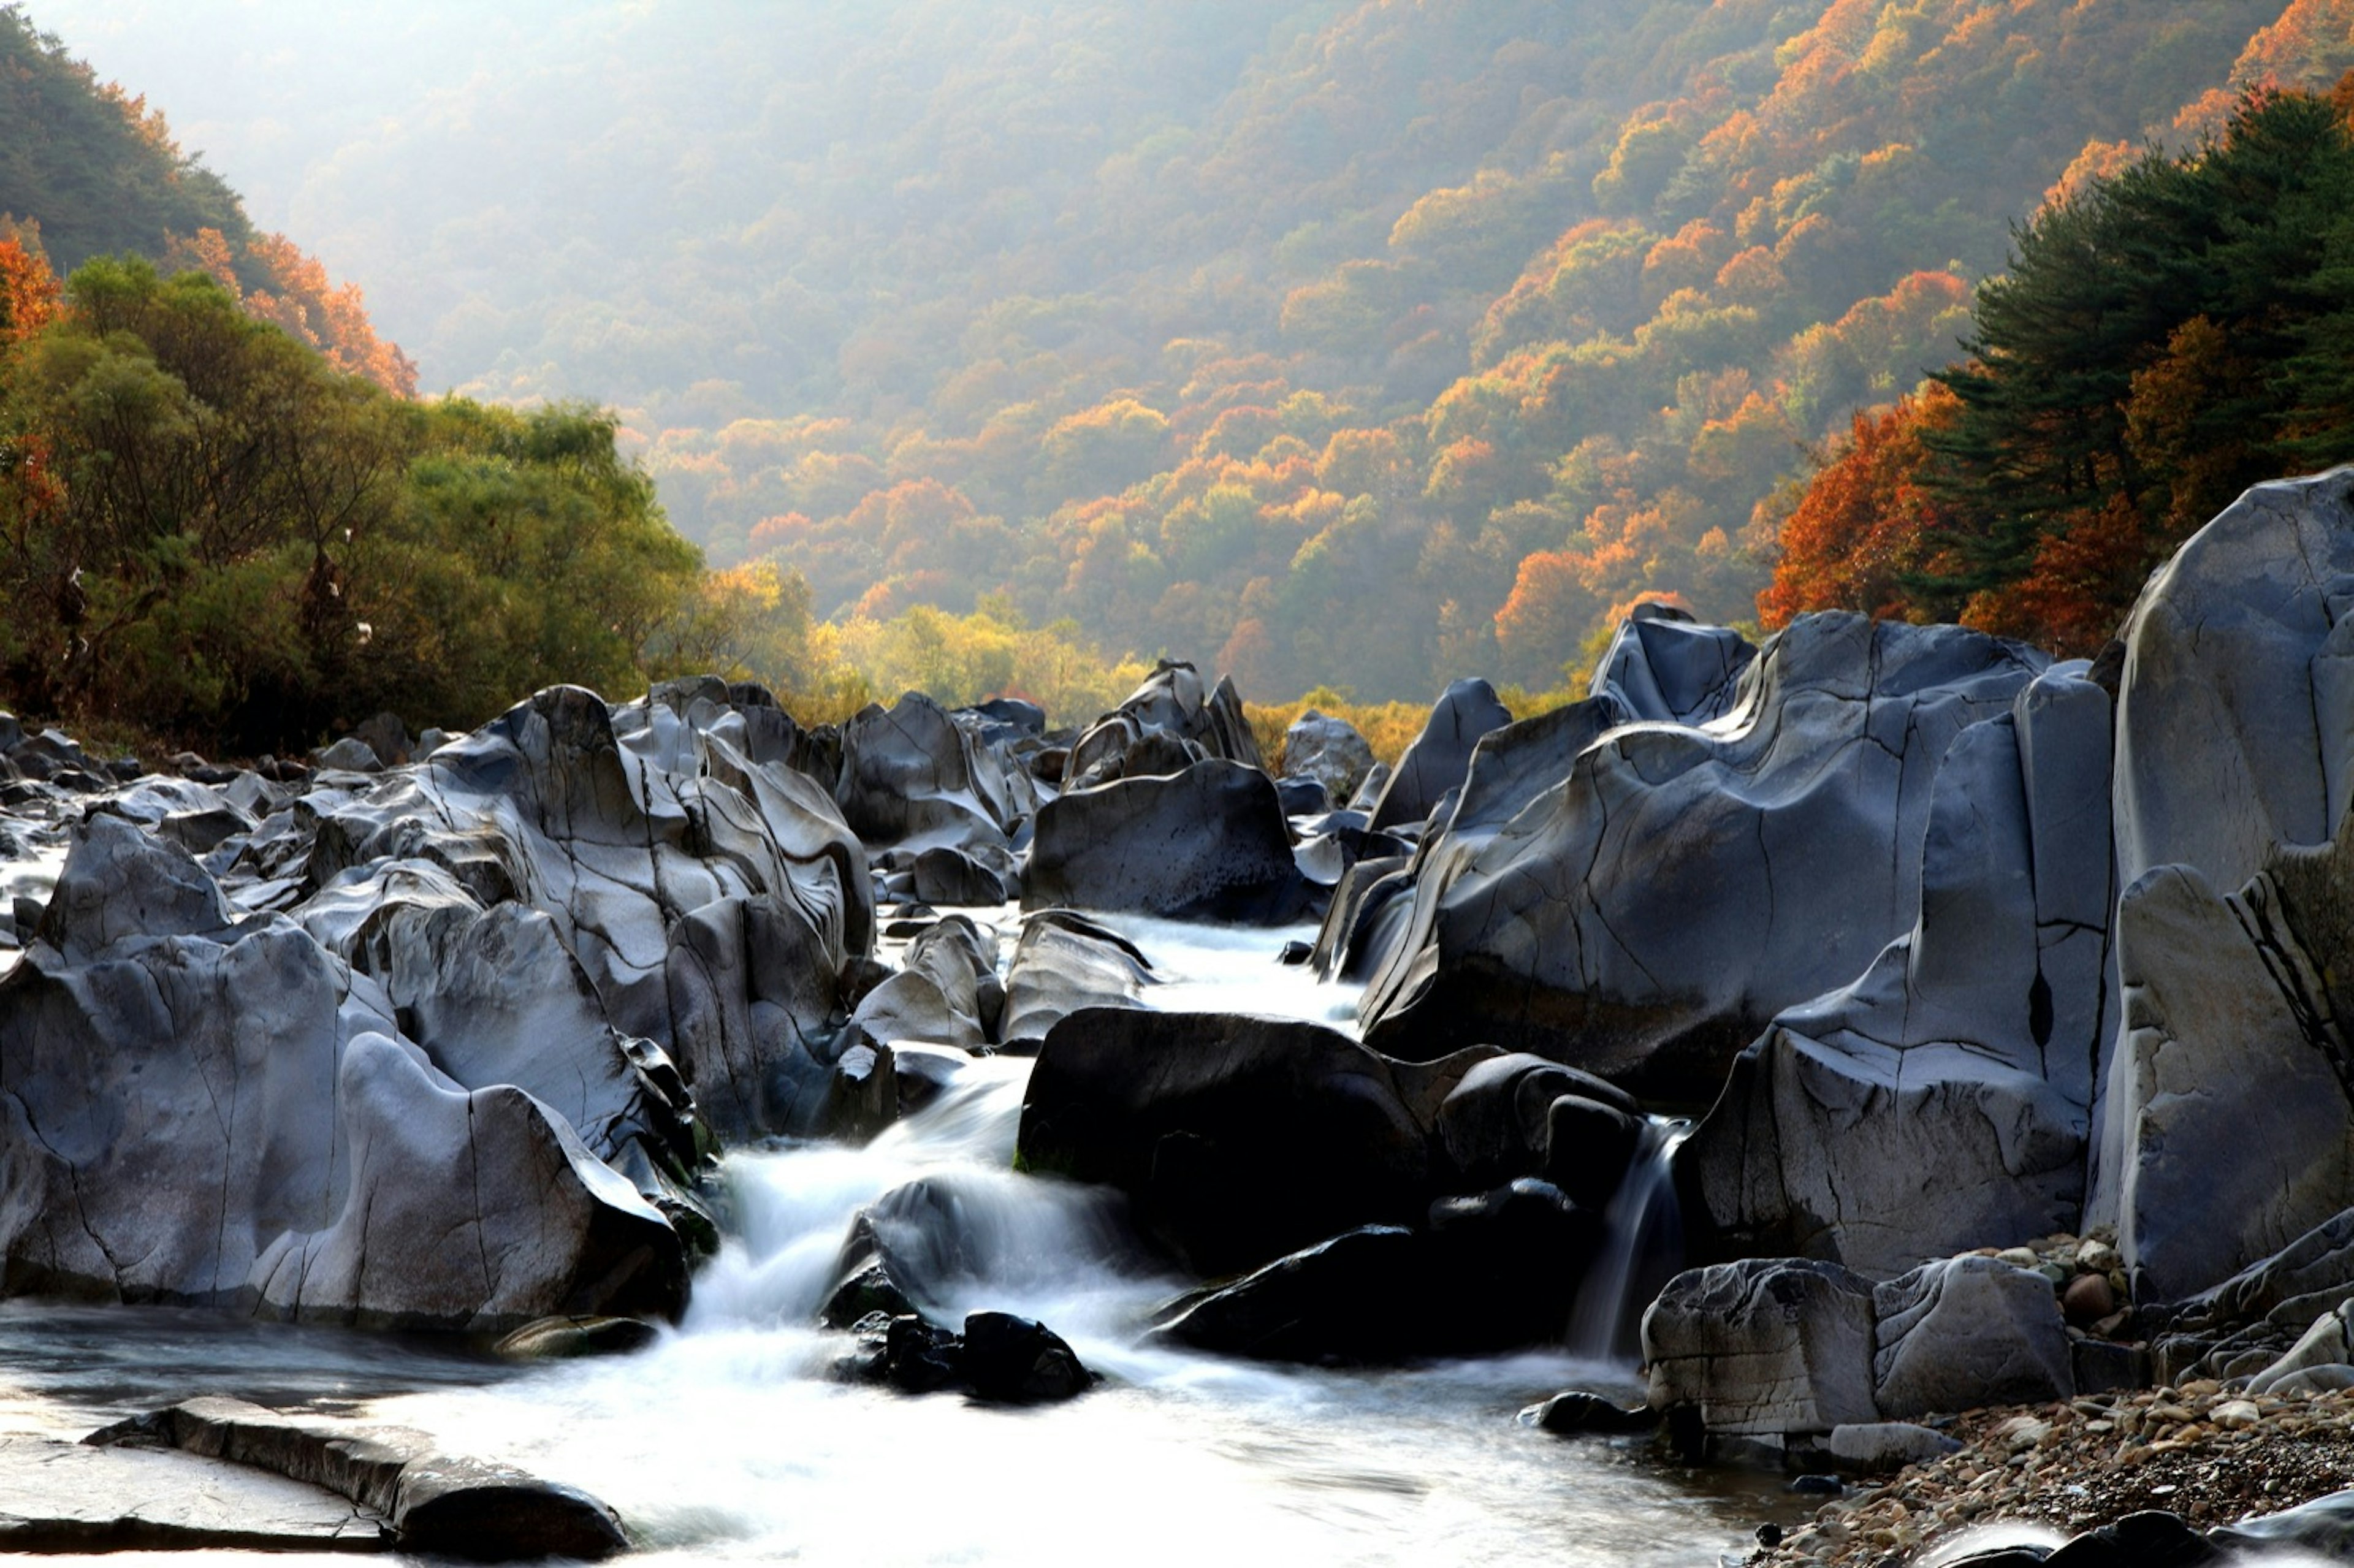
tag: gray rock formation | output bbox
[1366,678,1511,833]
[1281,710,1376,805]
[2090,470,2354,1300]
[1355,614,2044,1097]
[1870,1255,2074,1418]
[834,690,1036,858]
[1065,661,1260,790]
[997,911,1156,1048]
[1684,667,2115,1277]
[1642,1257,1880,1443]
[0,818,687,1330]
[1024,759,1309,924]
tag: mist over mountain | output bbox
[21,0,2354,704]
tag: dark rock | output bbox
[961,1311,1091,1403]
[834,690,1035,855]
[1274,775,1328,815]
[883,1314,962,1395]
[1278,940,1312,966]
[821,1260,916,1330]
[1788,1474,1844,1496]
[2041,1512,2216,1567]
[491,1315,660,1361]
[1148,1226,1433,1364]
[1523,1390,1657,1437]
[1367,678,1512,833]
[2211,1485,2354,1558]
[1431,1052,1636,1192]
[1542,1095,1645,1210]
[1065,661,1260,790]
[2062,1271,2116,1325]
[1026,759,1310,924]
[1425,1179,1604,1350]
[1018,1009,1427,1275]
[908,844,1012,905]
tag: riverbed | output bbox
[0,905,1784,1564]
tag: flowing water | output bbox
[0,910,1788,1564]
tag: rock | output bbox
[1872,1256,2074,1419]
[1354,615,2044,1098]
[1593,603,1756,725]
[1347,761,1390,812]
[2039,1512,2216,1567]
[1025,759,1309,924]
[313,736,382,774]
[997,910,1156,1047]
[907,844,1012,906]
[2245,1307,2354,1396]
[1685,666,2112,1277]
[1430,1052,1637,1192]
[881,1313,963,1394]
[833,690,1034,856]
[1282,710,1376,804]
[1148,1225,1433,1363]
[1017,1009,1427,1275]
[1523,1390,1658,1437]
[960,1311,1091,1402]
[1826,1421,1962,1473]
[1,821,687,1330]
[1065,661,1260,789]
[2212,1486,2354,1559]
[1424,1178,1604,1350]
[492,1315,661,1361]
[2062,1271,2116,1326]
[1366,678,1512,834]
[1273,775,1329,816]
[0,1436,390,1552]
[91,1396,627,1560]
[1642,1258,1881,1443]
[2108,858,2354,1305]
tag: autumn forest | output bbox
[7,0,2354,753]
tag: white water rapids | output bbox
[0,916,1786,1564]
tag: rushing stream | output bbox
[0,913,1784,1565]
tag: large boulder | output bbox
[1355,614,2043,1097]
[1683,668,2114,1277]
[0,819,687,1330]
[832,690,1036,856]
[1870,1255,2074,1418]
[1016,1009,1428,1274]
[1365,679,1512,833]
[1148,1225,1434,1363]
[1024,759,1309,924]
[1065,661,1260,789]
[2092,470,2354,1299]
[997,911,1156,1048]
[1642,1257,1881,1445]
[1281,711,1376,805]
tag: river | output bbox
[0,908,1784,1564]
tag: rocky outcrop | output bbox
[833,690,1035,859]
[1644,1258,1881,1443]
[1024,759,1309,924]
[1064,661,1260,790]
[1365,678,1511,833]
[1871,1255,2075,1418]
[2091,471,2354,1303]
[997,911,1157,1047]
[1683,666,2115,1277]
[1354,615,2044,1098]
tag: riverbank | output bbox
[1761,1380,2354,1562]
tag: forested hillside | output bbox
[18,0,2354,718]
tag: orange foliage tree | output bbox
[1759,384,1963,630]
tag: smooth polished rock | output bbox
[1025,759,1309,924]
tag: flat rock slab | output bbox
[0,1436,390,1552]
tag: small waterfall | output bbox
[1565,1117,1691,1362]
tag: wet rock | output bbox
[2211,1485,2354,1558]
[1282,710,1376,804]
[1643,1258,1881,1444]
[1018,1009,1426,1275]
[1366,678,1512,834]
[907,843,1013,905]
[2040,1511,2217,1566]
[997,910,1156,1047]
[1355,615,2043,1098]
[1430,1051,1636,1192]
[1424,1178,1603,1350]
[1523,1390,1658,1437]
[961,1311,1092,1402]
[1025,759,1310,924]
[91,1396,628,1560]
[492,1315,661,1361]
[1148,1225,1433,1363]
[883,1313,964,1394]
[1872,1256,2074,1419]
[313,736,382,774]
[1542,1095,1645,1210]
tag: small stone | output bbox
[2062,1271,2116,1326]
[1755,1523,1783,1548]
[2078,1238,2122,1274]
[1995,1247,2040,1269]
[2212,1398,2260,1430]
